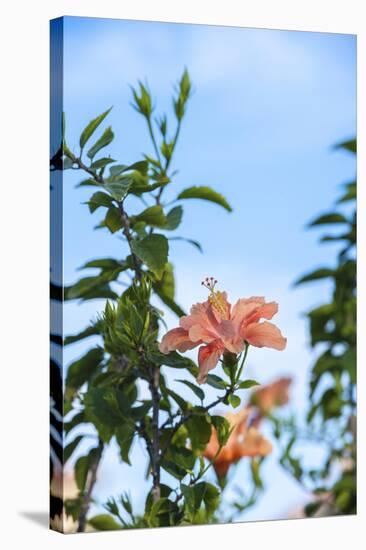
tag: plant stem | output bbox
[77,439,104,532]
[65,151,143,281]
[146,117,162,167]
[149,366,161,502]
[117,201,142,279]
[235,344,249,383]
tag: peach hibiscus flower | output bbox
[159,278,287,384]
[252,377,292,414]
[203,408,272,478]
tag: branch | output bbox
[65,151,143,280]
[148,365,161,502]
[77,439,104,532]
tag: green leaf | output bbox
[64,435,84,462]
[76,178,100,188]
[126,160,149,174]
[105,206,123,233]
[238,379,259,389]
[165,206,183,230]
[166,445,196,473]
[201,482,220,515]
[147,498,180,528]
[64,498,82,521]
[308,213,348,227]
[181,483,206,520]
[161,459,188,480]
[205,374,227,389]
[90,157,115,170]
[66,347,104,392]
[65,271,120,300]
[74,455,90,492]
[177,186,232,212]
[105,178,133,201]
[337,181,356,204]
[80,258,128,271]
[131,234,169,278]
[335,138,356,153]
[109,164,129,176]
[166,388,188,411]
[87,126,114,159]
[186,413,212,451]
[84,392,117,443]
[176,379,205,401]
[115,424,135,464]
[87,191,114,213]
[294,268,334,285]
[64,324,100,346]
[79,107,112,149]
[181,484,197,519]
[228,394,241,408]
[145,485,173,515]
[211,416,230,446]
[134,205,168,228]
[88,514,122,531]
[149,350,195,370]
[251,459,263,488]
[131,82,152,118]
[154,262,175,300]
[171,237,203,253]
[65,281,117,302]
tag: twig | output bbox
[148,366,161,502]
[77,439,104,532]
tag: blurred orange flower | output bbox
[203,408,272,478]
[159,278,287,384]
[252,377,292,414]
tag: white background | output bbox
[0,0,365,548]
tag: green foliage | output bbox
[237,379,259,389]
[176,379,205,402]
[87,191,114,213]
[335,138,356,153]
[131,234,169,279]
[186,411,212,451]
[64,323,101,346]
[79,107,112,149]
[88,514,122,531]
[66,347,104,399]
[228,394,241,408]
[165,206,183,230]
[60,70,269,532]
[87,126,114,160]
[270,138,356,518]
[177,186,232,212]
[211,416,230,446]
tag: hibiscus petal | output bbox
[238,427,273,457]
[231,297,265,328]
[246,301,278,324]
[243,321,287,350]
[159,327,199,354]
[189,324,216,343]
[218,319,236,339]
[180,300,221,340]
[197,341,224,384]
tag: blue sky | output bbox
[58,16,356,522]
